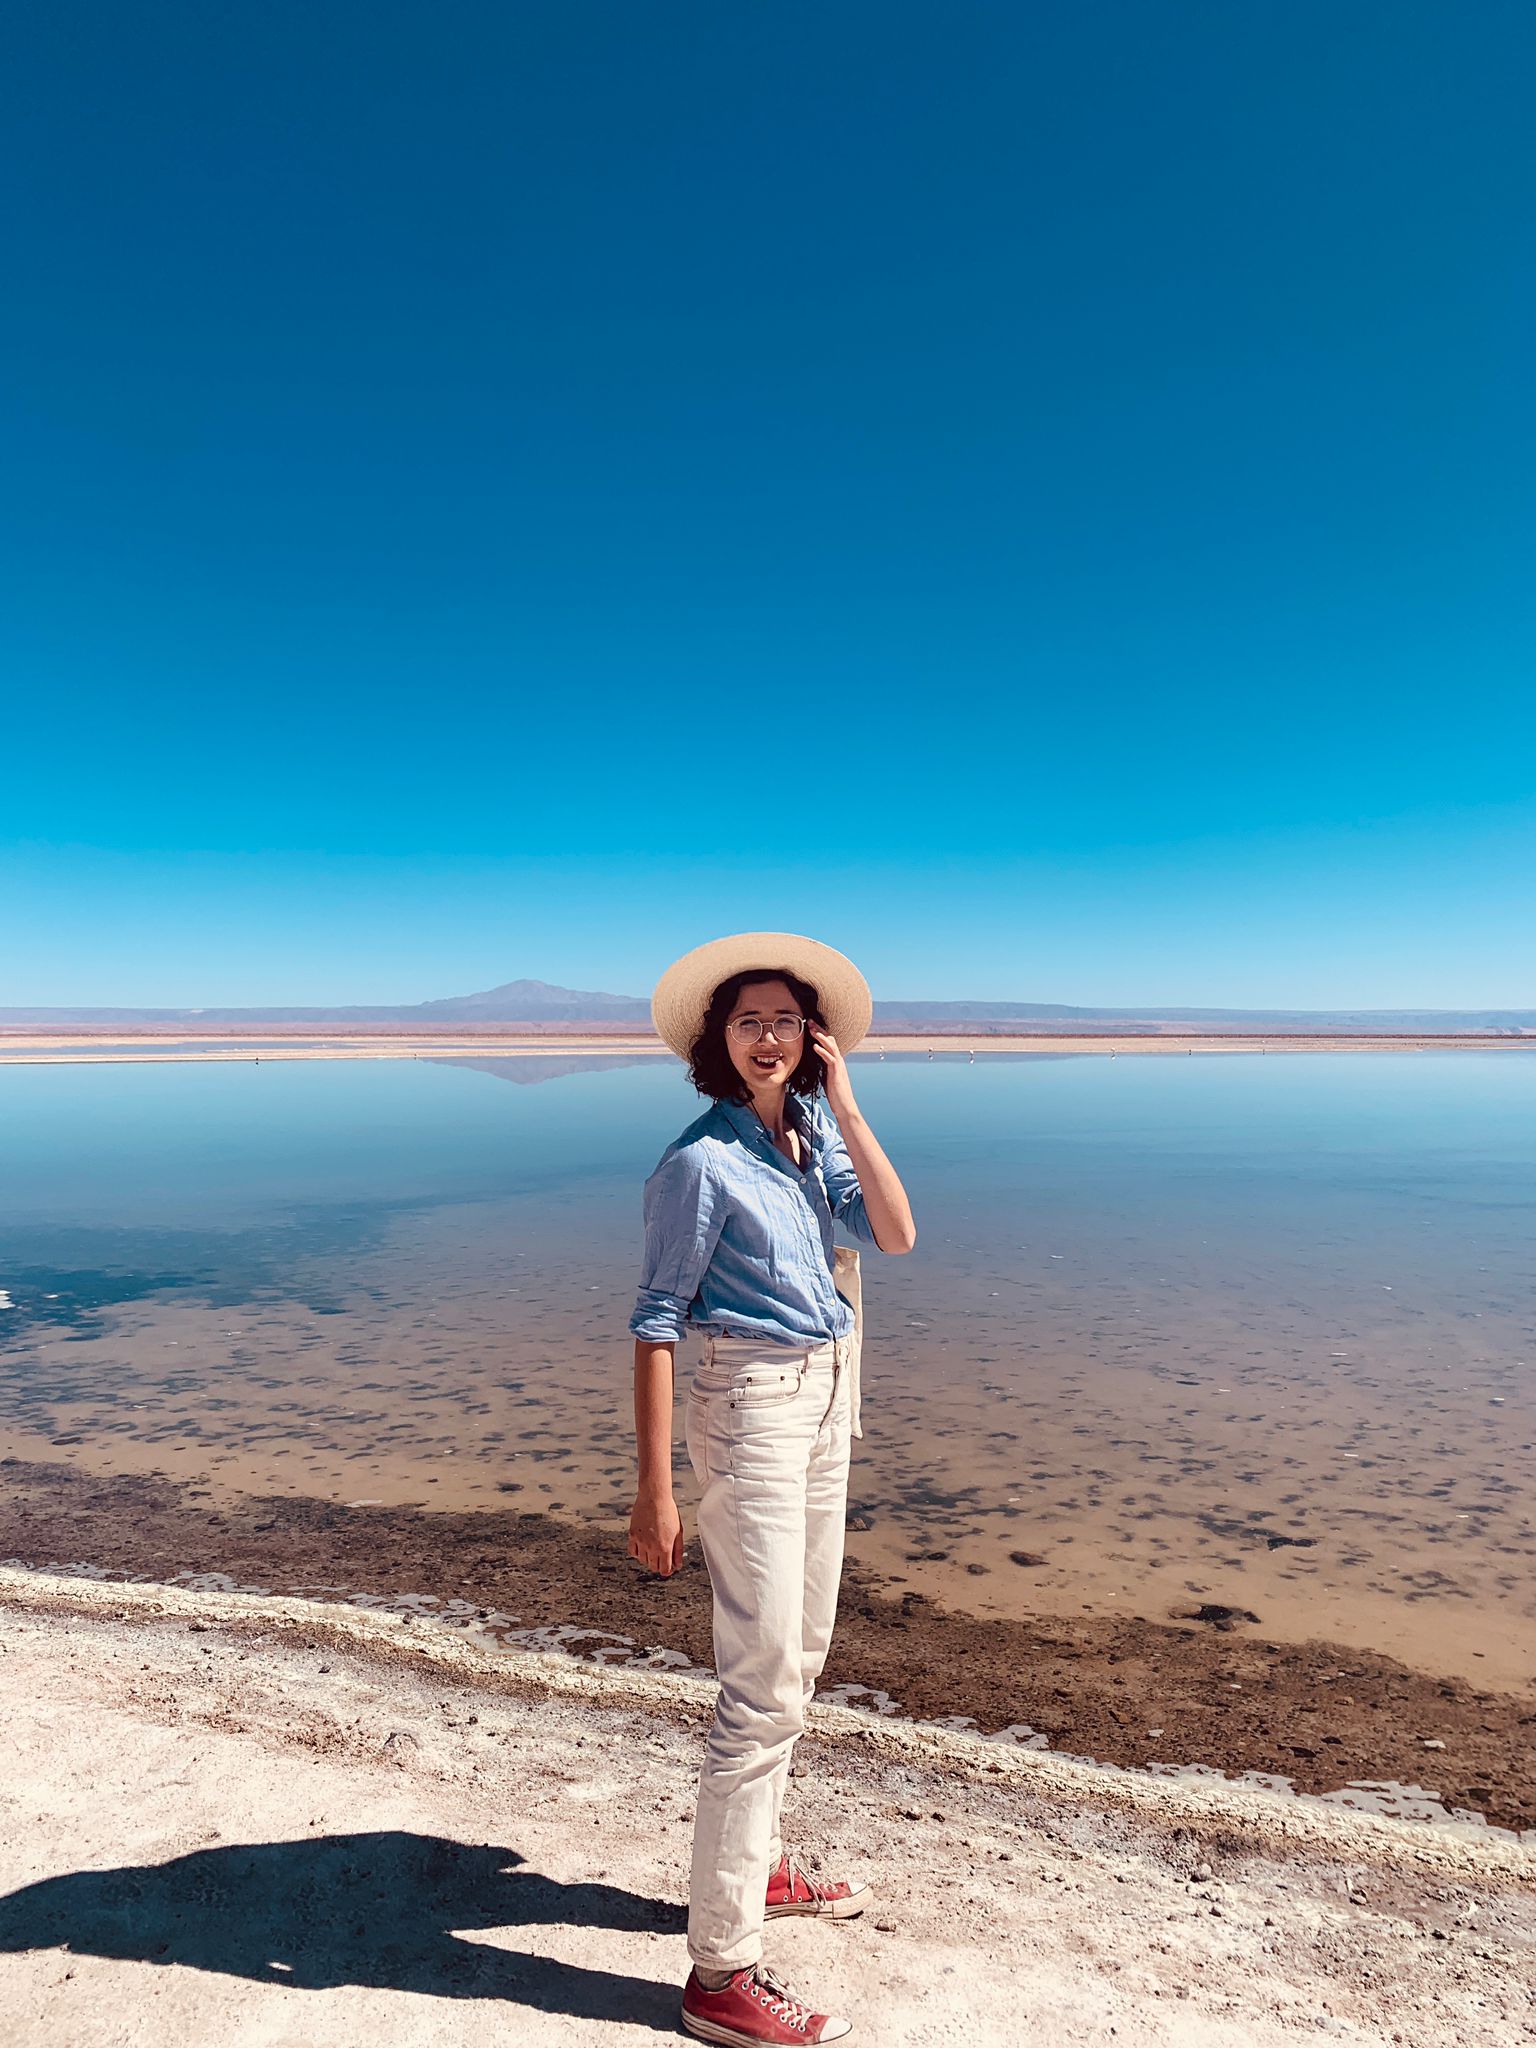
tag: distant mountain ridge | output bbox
[870,1001,1536,1031]
[0,979,653,1027]
[2,978,1533,1034]
[414,978,649,1023]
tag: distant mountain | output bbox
[1,980,1532,1034]
[411,978,651,1023]
[869,1002,1536,1034]
[0,978,651,1028]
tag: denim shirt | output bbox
[629,1092,879,1347]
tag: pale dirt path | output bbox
[1,1570,1533,2047]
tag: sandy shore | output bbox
[2,1569,1534,2047]
[1,1030,1532,1063]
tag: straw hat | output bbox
[650,932,874,1061]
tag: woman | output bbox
[628,932,916,2047]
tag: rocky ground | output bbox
[2,1567,1534,2046]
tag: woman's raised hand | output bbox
[808,1020,858,1121]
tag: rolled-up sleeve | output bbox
[815,1101,879,1247]
[629,1144,727,1341]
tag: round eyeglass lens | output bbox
[731,1014,806,1042]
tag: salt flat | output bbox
[2,1570,1533,2046]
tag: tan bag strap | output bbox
[832,1242,863,1342]
[832,1244,865,1440]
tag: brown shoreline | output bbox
[3,1455,1531,1838]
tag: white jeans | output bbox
[683,1329,855,1972]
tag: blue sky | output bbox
[3,2,1533,1007]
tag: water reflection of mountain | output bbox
[430,1050,1086,1088]
[424,1055,659,1087]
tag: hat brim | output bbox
[651,932,874,1062]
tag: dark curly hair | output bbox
[687,967,827,1104]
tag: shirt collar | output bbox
[718,1093,816,1171]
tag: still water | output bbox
[1,1051,1532,1685]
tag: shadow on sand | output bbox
[0,1829,687,2028]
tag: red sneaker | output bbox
[764,1849,871,1921]
[682,1962,852,2045]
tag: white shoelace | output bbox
[751,1963,813,2031]
[696,1959,818,2032]
[780,1850,825,1901]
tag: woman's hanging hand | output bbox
[628,1488,685,1577]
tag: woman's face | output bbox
[724,977,805,1095]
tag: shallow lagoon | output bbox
[1,1050,1532,1687]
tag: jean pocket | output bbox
[685,1386,709,1484]
[720,1368,804,1409]
[687,1383,742,1483]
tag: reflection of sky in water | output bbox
[1,1054,1533,1682]
[7,1045,1535,1234]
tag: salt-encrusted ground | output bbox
[2,1568,1534,2046]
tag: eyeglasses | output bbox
[727,1013,807,1044]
